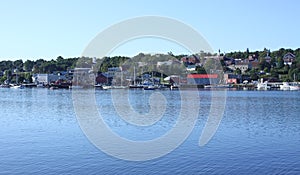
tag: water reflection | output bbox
[0,88,299,174]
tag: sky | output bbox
[0,0,299,61]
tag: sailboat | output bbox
[256,78,270,90]
[112,70,127,89]
[10,69,24,89]
[129,66,143,88]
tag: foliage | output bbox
[0,48,300,83]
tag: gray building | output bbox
[32,74,66,84]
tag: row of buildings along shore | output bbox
[0,52,297,89]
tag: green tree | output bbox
[0,75,7,83]
[246,48,249,58]
[23,60,34,72]
[0,61,13,72]
[13,60,24,71]
[277,57,284,69]
[196,66,207,74]
[270,68,279,78]
[4,70,12,78]
[249,69,258,80]
[283,65,290,73]
[270,56,276,67]
[288,68,299,81]
[41,61,58,73]
[56,56,64,62]
[24,72,32,83]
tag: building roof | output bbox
[283,52,295,59]
[187,74,218,78]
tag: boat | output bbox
[129,84,144,88]
[112,86,127,89]
[290,85,300,91]
[36,83,44,88]
[280,82,300,91]
[280,82,290,91]
[50,82,72,89]
[204,84,232,89]
[94,84,103,88]
[144,85,155,90]
[0,84,10,88]
[256,79,270,90]
[102,85,112,90]
[10,84,24,89]
[69,85,84,89]
[170,83,180,90]
[243,87,248,91]
[129,66,143,89]
[49,86,58,90]
[158,84,169,90]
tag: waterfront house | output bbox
[95,73,112,85]
[224,74,250,84]
[32,74,67,85]
[187,74,219,85]
[73,68,95,86]
[224,73,241,84]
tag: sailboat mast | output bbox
[133,66,136,85]
[121,70,123,86]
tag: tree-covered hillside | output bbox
[0,47,299,84]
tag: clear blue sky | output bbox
[0,0,299,60]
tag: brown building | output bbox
[283,52,296,65]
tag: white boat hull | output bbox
[280,82,300,91]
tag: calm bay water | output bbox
[0,88,299,174]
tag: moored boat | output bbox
[112,86,127,89]
[256,79,270,90]
[0,84,10,88]
[102,85,112,90]
[204,84,232,89]
[280,82,300,91]
[170,84,180,90]
[10,84,24,89]
[144,85,155,90]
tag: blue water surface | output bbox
[0,88,299,174]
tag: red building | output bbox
[187,74,219,85]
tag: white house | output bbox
[32,74,66,84]
[228,60,251,73]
